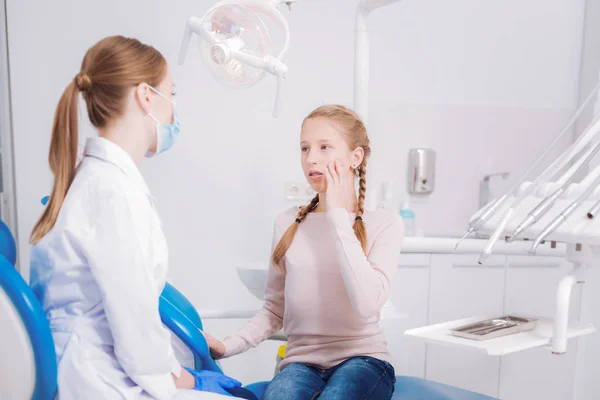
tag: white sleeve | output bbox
[83,194,178,400]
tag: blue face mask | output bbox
[147,86,181,156]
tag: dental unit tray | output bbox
[450,315,538,341]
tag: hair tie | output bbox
[295,218,301,224]
[75,72,92,92]
[355,216,363,221]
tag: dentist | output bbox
[29,35,243,400]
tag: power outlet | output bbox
[284,182,315,201]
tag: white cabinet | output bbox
[425,254,507,397]
[390,253,431,378]
[503,257,580,320]
[390,251,583,399]
[427,255,507,323]
[499,256,582,400]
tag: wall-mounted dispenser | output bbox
[408,148,436,195]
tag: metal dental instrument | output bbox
[509,143,600,242]
[478,114,600,264]
[529,172,600,254]
[455,80,600,250]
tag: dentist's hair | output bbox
[272,105,371,272]
[30,35,167,244]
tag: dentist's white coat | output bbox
[30,137,232,400]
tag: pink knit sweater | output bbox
[222,207,404,370]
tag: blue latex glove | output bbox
[183,367,242,396]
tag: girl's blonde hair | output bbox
[30,36,168,244]
[272,105,371,272]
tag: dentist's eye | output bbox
[321,145,331,150]
[301,147,309,152]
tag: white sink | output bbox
[237,263,268,301]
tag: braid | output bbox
[353,162,368,253]
[356,162,367,217]
[297,194,320,222]
[271,194,319,272]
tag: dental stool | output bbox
[159,283,498,400]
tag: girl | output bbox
[29,35,247,400]
[206,105,404,399]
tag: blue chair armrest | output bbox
[159,283,221,373]
[243,382,270,399]
[161,282,204,330]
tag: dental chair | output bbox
[0,215,265,400]
[0,254,58,400]
[160,283,499,400]
[0,212,496,400]
[0,219,57,400]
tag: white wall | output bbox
[572,0,600,398]
[0,0,18,239]
[6,0,585,385]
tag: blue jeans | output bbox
[263,356,395,400]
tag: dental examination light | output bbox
[178,0,293,117]
[176,0,402,123]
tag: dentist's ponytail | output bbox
[29,79,80,244]
[30,35,167,244]
[272,105,371,272]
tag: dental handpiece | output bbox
[587,199,600,219]
[457,138,580,250]
[479,123,600,264]
[454,197,505,250]
[508,142,600,241]
[478,151,587,263]
[530,173,600,253]
[528,202,579,254]
[454,228,474,250]
[455,81,600,249]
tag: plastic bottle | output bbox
[399,198,416,236]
